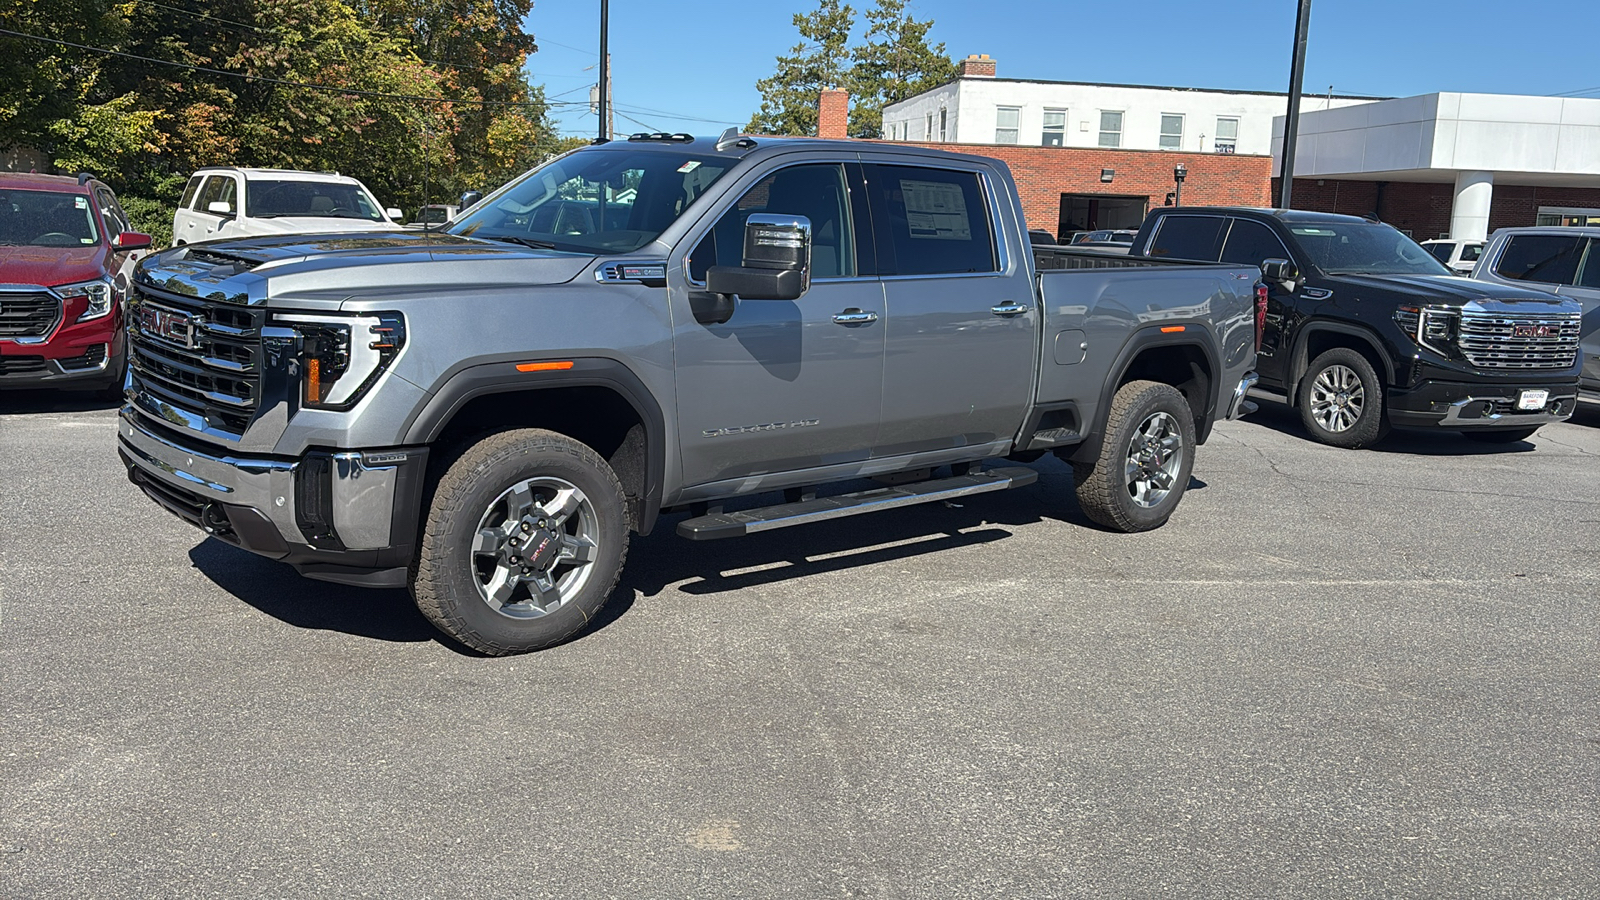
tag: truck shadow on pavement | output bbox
[185,456,1101,653]
[1241,398,1543,455]
[0,389,123,414]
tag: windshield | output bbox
[0,188,100,246]
[448,148,733,254]
[246,179,385,221]
[1290,222,1452,276]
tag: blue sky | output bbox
[525,0,1600,138]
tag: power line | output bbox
[536,37,598,56]
[0,27,545,108]
[1552,85,1600,97]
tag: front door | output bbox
[670,162,884,488]
[863,163,1035,456]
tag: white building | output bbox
[883,54,1375,155]
[1272,92,1600,240]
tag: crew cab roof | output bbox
[1151,206,1383,226]
[583,133,1012,169]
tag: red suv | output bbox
[0,172,151,396]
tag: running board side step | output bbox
[676,466,1038,540]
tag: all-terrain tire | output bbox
[1073,380,1196,533]
[411,429,629,655]
[1298,347,1388,449]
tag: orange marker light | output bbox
[1160,325,1187,333]
[306,357,322,401]
[515,360,575,373]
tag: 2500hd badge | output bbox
[703,419,820,438]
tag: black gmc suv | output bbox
[1131,208,1583,447]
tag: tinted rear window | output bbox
[1147,215,1226,261]
[862,164,997,276]
[1494,234,1584,285]
[1426,243,1454,263]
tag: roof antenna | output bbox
[715,127,740,150]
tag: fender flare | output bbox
[1286,321,1398,404]
[401,355,667,535]
[1064,325,1222,465]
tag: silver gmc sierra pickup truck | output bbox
[119,132,1263,654]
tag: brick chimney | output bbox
[959,53,996,78]
[818,88,849,139]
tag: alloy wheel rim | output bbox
[471,476,600,619]
[1124,411,1183,508]
[1309,364,1364,433]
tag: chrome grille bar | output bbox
[1457,310,1581,370]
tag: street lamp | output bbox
[1173,164,1188,207]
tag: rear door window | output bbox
[1494,234,1584,285]
[1426,243,1454,263]
[1220,219,1293,268]
[179,176,203,210]
[1147,215,1226,261]
[861,164,998,276]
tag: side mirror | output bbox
[112,232,152,252]
[207,200,233,216]
[459,191,483,210]
[704,214,811,301]
[1260,258,1298,284]
[385,207,403,220]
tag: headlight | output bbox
[274,312,406,410]
[1394,305,1458,357]
[57,277,115,322]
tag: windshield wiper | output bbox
[482,235,559,250]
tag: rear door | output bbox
[1217,217,1299,385]
[862,162,1035,458]
[1561,238,1600,388]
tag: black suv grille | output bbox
[128,286,263,435]
[1458,310,1582,371]
[0,291,62,338]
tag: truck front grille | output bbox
[1458,310,1582,370]
[128,286,263,436]
[0,291,62,338]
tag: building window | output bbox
[939,108,948,142]
[1098,110,1122,148]
[926,113,934,141]
[1159,114,1184,150]
[995,106,1020,144]
[1214,117,1239,154]
[1042,108,1066,146]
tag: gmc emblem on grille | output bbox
[137,305,198,349]
[1512,324,1558,338]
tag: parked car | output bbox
[0,172,150,395]
[120,133,1264,654]
[171,168,402,244]
[1027,228,1059,246]
[1131,208,1583,447]
[405,204,459,229]
[1469,226,1600,399]
[1420,238,1483,275]
[1072,230,1137,245]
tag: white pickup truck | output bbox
[171,167,403,244]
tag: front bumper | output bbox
[116,409,428,587]
[1387,378,1579,429]
[0,322,124,388]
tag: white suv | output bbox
[172,168,402,244]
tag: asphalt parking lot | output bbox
[3,393,1598,899]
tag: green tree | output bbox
[847,0,956,138]
[746,0,855,136]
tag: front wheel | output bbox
[1462,427,1539,444]
[1073,380,1197,533]
[1298,348,1388,448]
[411,429,629,655]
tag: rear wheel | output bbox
[1073,380,1196,533]
[1462,427,1539,444]
[411,429,629,655]
[1298,348,1387,448]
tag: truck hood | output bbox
[0,243,108,288]
[1332,273,1569,307]
[227,216,398,235]
[136,231,596,306]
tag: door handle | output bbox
[832,309,879,326]
[991,302,1030,317]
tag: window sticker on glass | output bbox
[677,160,701,173]
[75,196,88,209]
[901,179,971,241]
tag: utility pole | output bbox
[1278,0,1312,210]
[598,0,610,141]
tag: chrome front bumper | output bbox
[117,408,403,551]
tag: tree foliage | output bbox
[0,0,569,242]
[747,0,954,139]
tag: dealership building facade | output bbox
[871,55,1600,242]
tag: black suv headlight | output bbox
[57,277,116,322]
[1395,305,1459,358]
[273,312,405,410]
